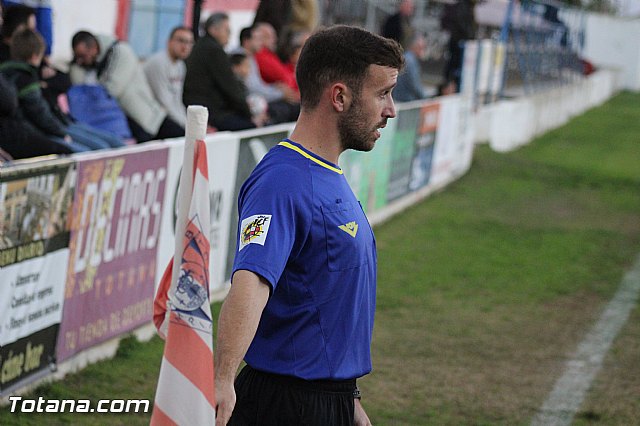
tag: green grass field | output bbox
[2,92,639,425]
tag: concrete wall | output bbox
[473,69,618,152]
[564,11,640,91]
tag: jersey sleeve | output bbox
[232,163,311,291]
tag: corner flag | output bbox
[151,106,215,425]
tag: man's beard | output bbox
[338,95,382,153]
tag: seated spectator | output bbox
[393,33,430,103]
[1,69,73,159]
[253,22,298,92]
[277,29,309,75]
[144,26,193,128]
[183,12,256,131]
[70,30,184,142]
[230,52,268,127]
[0,4,36,62]
[3,1,53,55]
[0,29,124,153]
[252,0,291,42]
[237,25,299,125]
[1,4,72,120]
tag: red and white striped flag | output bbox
[151,106,215,425]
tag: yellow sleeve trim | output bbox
[278,141,343,175]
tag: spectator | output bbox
[382,0,415,49]
[1,3,71,122]
[441,0,477,92]
[144,26,194,128]
[230,52,268,127]
[252,0,292,41]
[393,33,430,102]
[3,0,53,55]
[183,12,256,131]
[70,30,184,142]
[0,29,124,153]
[278,29,309,74]
[254,21,298,92]
[238,25,299,125]
[253,0,318,49]
[1,68,73,159]
[0,4,36,62]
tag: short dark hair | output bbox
[71,30,98,49]
[169,26,192,40]
[203,12,228,33]
[239,26,253,46]
[296,25,404,110]
[1,4,36,39]
[10,28,44,62]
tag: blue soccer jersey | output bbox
[232,139,377,380]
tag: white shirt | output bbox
[143,50,187,127]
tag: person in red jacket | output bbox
[253,22,298,93]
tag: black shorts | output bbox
[228,365,356,426]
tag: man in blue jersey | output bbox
[215,25,404,426]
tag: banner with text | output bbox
[56,147,169,361]
[0,158,75,395]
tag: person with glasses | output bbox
[144,26,194,128]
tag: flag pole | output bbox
[170,105,208,302]
[152,105,215,425]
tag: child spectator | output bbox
[0,4,36,62]
[1,4,73,124]
[230,52,268,127]
[1,70,73,159]
[0,29,125,152]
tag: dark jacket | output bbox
[0,73,18,116]
[0,60,68,138]
[183,34,252,125]
[0,40,10,63]
[0,72,72,159]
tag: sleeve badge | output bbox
[239,214,272,251]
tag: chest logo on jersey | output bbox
[239,214,272,251]
[338,221,358,238]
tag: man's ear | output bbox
[330,83,351,112]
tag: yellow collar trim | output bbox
[278,141,343,175]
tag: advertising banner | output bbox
[408,102,440,192]
[387,107,421,202]
[341,118,396,213]
[0,325,58,395]
[429,96,474,189]
[56,147,169,361]
[0,158,75,394]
